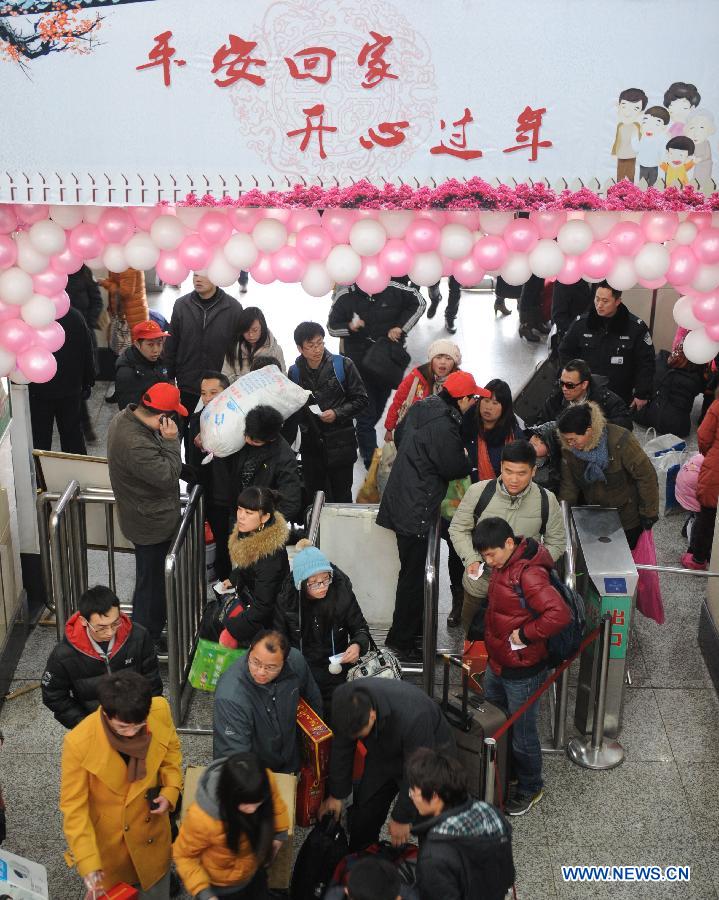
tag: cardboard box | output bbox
[296,698,332,782]
[0,849,49,900]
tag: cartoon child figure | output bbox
[685,109,715,185]
[637,106,670,187]
[612,88,648,182]
[660,136,696,187]
[663,82,702,136]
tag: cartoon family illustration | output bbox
[611,81,715,188]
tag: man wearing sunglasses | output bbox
[532,358,633,430]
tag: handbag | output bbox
[346,636,402,681]
[108,313,131,356]
[631,530,665,625]
[362,337,410,390]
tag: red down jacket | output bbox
[485,537,571,677]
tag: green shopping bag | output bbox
[189,638,246,692]
[440,476,471,520]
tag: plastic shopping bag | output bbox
[199,365,309,459]
[631,530,665,625]
[377,441,396,497]
[356,449,382,504]
[643,428,686,458]
[188,638,246,692]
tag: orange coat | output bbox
[60,696,183,891]
[102,268,149,329]
[173,768,289,896]
[698,399,719,508]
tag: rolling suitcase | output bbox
[440,654,510,805]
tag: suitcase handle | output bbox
[441,654,473,731]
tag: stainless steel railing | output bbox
[421,509,442,692]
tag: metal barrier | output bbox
[305,490,325,545]
[421,510,442,691]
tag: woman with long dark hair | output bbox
[223,307,286,381]
[173,752,289,900]
[465,378,525,481]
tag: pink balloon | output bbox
[405,218,441,253]
[296,225,332,262]
[607,221,645,257]
[129,206,161,230]
[692,292,719,324]
[379,239,414,277]
[472,235,508,271]
[667,246,699,287]
[271,246,307,283]
[642,212,678,244]
[441,254,455,277]
[51,245,84,275]
[504,219,539,253]
[98,208,134,244]
[17,345,57,384]
[249,251,276,285]
[289,209,322,232]
[580,242,616,280]
[34,320,65,353]
[228,208,261,233]
[530,210,567,239]
[68,223,104,259]
[557,255,582,285]
[0,235,16,270]
[355,256,390,295]
[322,210,355,244]
[421,210,447,227]
[637,276,666,290]
[694,228,719,265]
[0,301,18,323]
[0,207,18,234]
[13,204,49,226]
[198,211,232,246]
[156,250,190,286]
[446,211,481,230]
[453,254,485,287]
[178,234,212,270]
[263,208,292,224]
[688,212,712,229]
[706,322,719,342]
[51,290,71,318]
[33,268,68,297]
[0,319,34,353]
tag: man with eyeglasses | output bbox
[42,585,162,730]
[530,358,633,430]
[213,629,323,771]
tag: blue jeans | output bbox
[483,665,546,795]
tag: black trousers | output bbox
[348,778,399,852]
[441,517,464,593]
[133,540,171,640]
[386,532,428,650]
[180,390,200,462]
[356,377,392,468]
[211,868,268,899]
[207,503,233,581]
[689,505,717,564]
[429,276,461,319]
[310,664,346,727]
[302,452,354,503]
[30,393,87,455]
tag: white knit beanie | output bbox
[428,339,462,367]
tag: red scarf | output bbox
[477,431,514,481]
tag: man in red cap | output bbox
[377,371,488,662]
[107,383,188,651]
[114,319,172,411]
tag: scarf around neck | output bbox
[572,429,609,483]
[101,712,151,782]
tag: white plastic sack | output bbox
[643,428,686,458]
[652,448,686,516]
[199,365,309,459]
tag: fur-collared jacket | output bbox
[225,513,290,642]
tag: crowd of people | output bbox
[21,265,713,899]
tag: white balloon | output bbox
[102,243,128,273]
[20,293,56,328]
[28,219,66,256]
[302,261,333,297]
[408,252,443,287]
[684,328,719,364]
[150,215,186,251]
[587,211,622,240]
[634,243,670,280]
[15,232,49,275]
[175,206,206,229]
[9,368,30,385]
[253,219,287,253]
[206,249,240,287]
[0,349,15,377]
[529,239,565,278]
[85,257,105,272]
[0,266,33,305]
[606,257,637,291]
[440,224,474,261]
[49,205,85,229]
[479,211,514,236]
[500,252,532,286]
[82,206,104,224]
[224,233,258,270]
[675,221,698,245]
[125,233,160,270]
[673,295,703,330]
[557,220,593,256]
[349,219,387,257]
[622,211,643,224]
[326,245,362,285]
[378,210,414,238]
[692,264,719,293]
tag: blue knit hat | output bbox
[292,540,332,588]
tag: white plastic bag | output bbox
[643,428,686,458]
[199,365,309,459]
[652,447,686,516]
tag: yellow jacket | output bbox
[173,766,289,896]
[60,696,183,891]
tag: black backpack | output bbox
[513,568,586,666]
[290,814,349,899]
[473,479,549,536]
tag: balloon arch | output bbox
[0,199,718,385]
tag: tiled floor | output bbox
[11,278,719,898]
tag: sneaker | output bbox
[505,788,543,816]
[681,552,707,571]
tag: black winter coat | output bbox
[41,612,162,729]
[328,678,455,824]
[558,303,655,403]
[537,374,633,430]
[327,281,425,367]
[274,565,370,666]
[551,280,593,342]
[28,307,95,401]
[634,350,704,438]
[211,436,303,523]
[163,289,243,394]
[291,350,368,468]
[114,345,172,410]
[377,394,471,536]
[66,265,103,330]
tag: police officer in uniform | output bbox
[558,280,655,411]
